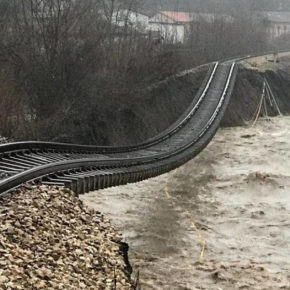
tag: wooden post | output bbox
[273,53,278,71]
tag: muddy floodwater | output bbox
[82,117,290,289]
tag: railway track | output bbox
[0,60,238,197]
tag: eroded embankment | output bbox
[82,117,290,290]
[222,63,290,127]
[110,56,290,146]
[97,66,208,146]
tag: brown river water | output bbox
[81,117,290,289]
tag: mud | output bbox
[222,56,290,127]
[82,116,290,289]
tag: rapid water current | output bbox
[82,117,290,289]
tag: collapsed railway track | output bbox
[0,60,238,197]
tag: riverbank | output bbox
[82,116,290,289]
[222,54,290,127]
[100,53,290,145]
[1,55,290,289]
[98,53,290,145]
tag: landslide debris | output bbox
[0,186,133,289]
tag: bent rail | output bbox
[0,61,238,197]
[0,49,285,157]
[0,62,218,155]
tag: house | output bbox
[148,11,233,44]
[149,11,192,43]
[193,13,233,24]
[112,8,233,44]
[112,8,154,33]
[260,11,290,38]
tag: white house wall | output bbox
[149,13,185,43]
[112,10,190,43]
[149,22,185,43]
[268,23,290,38]
[150,13,175,24]
[112,9,149,32]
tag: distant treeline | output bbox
[0,0,276,145]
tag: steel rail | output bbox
[0,48,284,196]
[0,49,286,157]
[0,62,237,196]
[0,62,221,192]
[43,62,238,194]
[0,62,219,156]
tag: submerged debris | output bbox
[0,186,133,289]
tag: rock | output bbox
[0,186,134,289]
[0,276,8,284]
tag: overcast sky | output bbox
[144,0,289,13]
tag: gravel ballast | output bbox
[0,186,133,289]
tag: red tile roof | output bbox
[161,11,192,23]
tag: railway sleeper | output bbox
[41,181,66,187]
[10,156,41,167]
[0,165,21,173]
[67,171,102,192]
[1,158,34,169]
[63,171,102,192]
[0,160,28,170]
[18,154,48,165]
